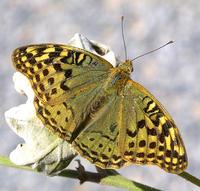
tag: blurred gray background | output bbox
[0,0,200,190]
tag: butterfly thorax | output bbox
[105,65,132,96]
[117,60,133,76]
[104,60,133,95]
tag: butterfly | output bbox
[12,43,187,174]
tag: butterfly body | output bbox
[12,44,187,173]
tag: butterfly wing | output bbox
[12,44,113,141]
[73,78,187,173]
[73,91,130,169]
[119,80,188,173]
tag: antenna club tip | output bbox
[121,16,124,20]
[168,40,174,44]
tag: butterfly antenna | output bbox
[131,41,174,61]
[121,16,128,60]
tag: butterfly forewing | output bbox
[120,80,187,173]
[12,44,113,140]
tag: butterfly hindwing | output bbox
[73,92,129,168]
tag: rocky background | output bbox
[0,0,200,191]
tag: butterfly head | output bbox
[118,59,133,76]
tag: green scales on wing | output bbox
[12,44,188,173]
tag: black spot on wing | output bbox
[64,69,72,78]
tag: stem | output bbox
[0,155,159,191]
[179,171,200,187]
[59,168,161,191]
[1,155,200,190]
[0,155,33,171]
